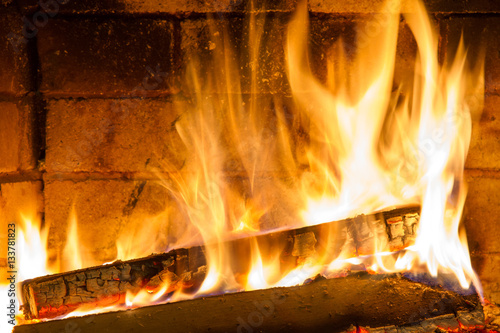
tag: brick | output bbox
[46,94,301,175]
[43,173,306,265]
[309,0,499,14]
[37,18,174,97]
[218,94,301,174]
[471,254,500,304]
[0,6,32,95]
[239,176,303,231]
[0,97,37,173]
[180,14,289,94]
[464,175,500,254]
[443,16,500,94]
[29,0,497,15]
[17,0,500,15]
[45,98,185,173]
[308,15,357,84]
[44,180,174,265]
[18,0,296,15]
[464,1,500,13]
[467,95,500,169]
[309,0,467,13]
[394,21,419,88]
[308,15,418,89]
[0,181,44,263]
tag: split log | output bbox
[21,206,421,320]
[14,272,481,333]
[353,307,484,332]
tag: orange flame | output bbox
[6,0,485,325]
[286,0,483,290]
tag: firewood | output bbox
[14,272,480,333]
[20,206,420,320]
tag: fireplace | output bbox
[1,0,500,332]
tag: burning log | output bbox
[20,206,420,320]
[14,272,481,333]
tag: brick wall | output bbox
[1,0,499,302]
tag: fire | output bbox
[0,212,54,330]
[286,0,483,290]
[5,0,485,326]
[17,215,52,282]
[62,207,83,271]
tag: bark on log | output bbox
[14,272,480,333]
[21,206,421,320]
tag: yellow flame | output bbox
[62,206,83,271]
[125,285,168,308]
[245,239,281,291]
[17,215,52,281]
[289,0,406,224]
[283,0,483,291]
[5,212,54,329]
[11,0,485,324]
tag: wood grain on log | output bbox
[14,272,480,333]
[21,206,420,320]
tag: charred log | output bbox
[21,206,420,320]
[15,272,480,333]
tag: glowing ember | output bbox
[3,0,485,327]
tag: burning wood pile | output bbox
[14,207,488,332]
[21,207,420,320]
[16,272,484,333]
[3,0,496,332]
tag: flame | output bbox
[245,239,282,291]
[61,207,83,271]
[125,285,168,308]
[17,215,52,281]
[388,2,483,289]
[9,0,485,325]
[285,0,483,291]
[115,210,171,262]
[0,208,54,330]
[289,0,407,223]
